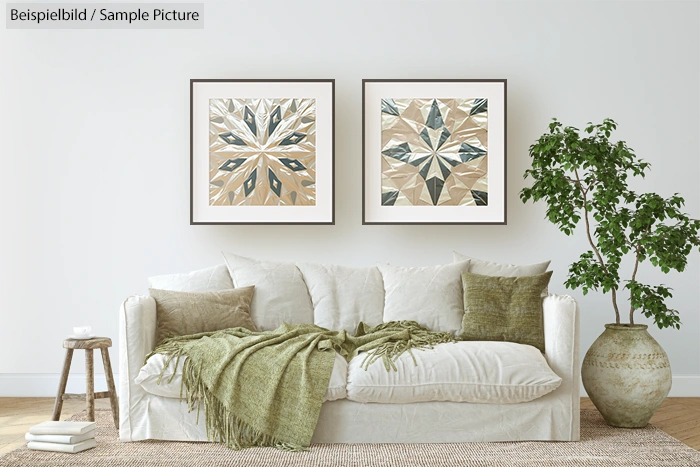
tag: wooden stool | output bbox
[51,337,119,429]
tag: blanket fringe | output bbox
[360,321,455,371]
[151,344,307,451]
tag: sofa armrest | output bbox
[543,293,580,439]
[118,295,157,441]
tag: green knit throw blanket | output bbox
[148,320,454,451]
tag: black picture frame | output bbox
[190,79,335,225]
[362,79,507,225]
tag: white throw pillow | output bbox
[297,263,384,333]
[346,341,561,404]
[148,265,233,292]
[453,252,551,296]
[377,260,470,334]
[222,253,314,330]
[136,351,348,402]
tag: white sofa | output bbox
[119,260,580,444]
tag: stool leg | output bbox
[51,349,73,421]
[100,347,119,429]
[85,349,95,422]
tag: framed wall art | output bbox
[362,79,506,224]
[190,79,335,224]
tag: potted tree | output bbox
[520,118,700,427]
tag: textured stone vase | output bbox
[582,324,671,428]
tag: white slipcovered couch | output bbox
[119,256,580,443]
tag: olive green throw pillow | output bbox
[149,286,257,344]
[459,271,553,352]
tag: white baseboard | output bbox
[2,373,698,397]
[580,375,700,398]
[0,373,120,397]
[667,376,700,396]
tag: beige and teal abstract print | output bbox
[380,98,488,206]
[209,98,316,206]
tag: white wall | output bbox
[1,0,698,396]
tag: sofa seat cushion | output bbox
[346,341,561,404]
[135,351,348,402]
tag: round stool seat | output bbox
[63,337,112,350]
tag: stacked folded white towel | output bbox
[26,421,96,453]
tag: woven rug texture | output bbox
[1,408,698,467]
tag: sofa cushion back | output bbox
[378,260,470,333]
[222,252,314,330]
[148,265,234,292]
[297,263,384,333]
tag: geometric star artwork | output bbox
[209,98,316,206]
[381,98,488,206]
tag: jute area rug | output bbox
[1,409,699,467]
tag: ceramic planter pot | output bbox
[581,324,671,428]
